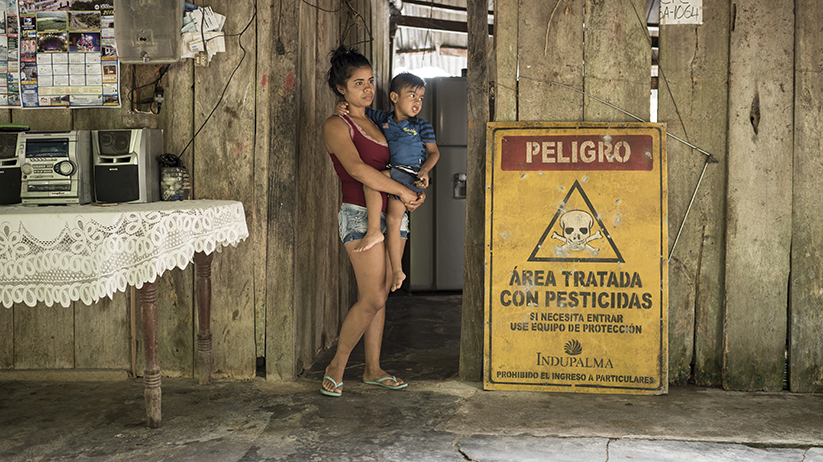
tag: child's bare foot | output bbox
[390,270,406,292]
[354,231,384,252]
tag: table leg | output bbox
[194,251,214,385]
[139,281,161,428]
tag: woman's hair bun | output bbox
[327,45,372,97]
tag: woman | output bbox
[321,46,424,397]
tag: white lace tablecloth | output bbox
[0,200,249,308]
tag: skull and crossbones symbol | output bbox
[552,210,602,256]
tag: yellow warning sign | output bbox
[484,122,668,395]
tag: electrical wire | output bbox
[178,5,256,160]
[128,64,170,110]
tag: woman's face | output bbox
[337,66,374,107]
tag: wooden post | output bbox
[790,0,823,393]
[139,281,161,428]
[194,251,213,385]
[658,0,729,386]
[724,0,794,391]
[460,0,490,381]
[266,0,299,381]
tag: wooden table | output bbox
[0,200,249,428]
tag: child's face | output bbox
[391,86,425,118]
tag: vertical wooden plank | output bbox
[658,0,729,386]
[460,0,490,381]
[517,0,584,121]
[583,0,650,122]
[295,0,320,372]
[191,0,256,379]
[159,61,195,158]
[253,0,274,365]
[724,0,793,391]
[266,0,298,380]
[316,1,345,352]
[493,0,517,122]
[13,304,74,369]
[372,0,389,109]
[0,307,11,368]
[790,0,823,393]
[74,296,130,369]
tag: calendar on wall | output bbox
[3,0,120,108]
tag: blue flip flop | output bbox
[321,375,343,397]
[363,376,408,390]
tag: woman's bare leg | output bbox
[361,243,404,386]
[322,240,390,394]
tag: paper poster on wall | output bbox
[1,0,22,107]
[13,0,119,108]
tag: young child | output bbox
[336,72,440,292]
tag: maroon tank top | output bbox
[329,114,390,212]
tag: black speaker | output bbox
[93,129,163,203]
[0,132,21,205]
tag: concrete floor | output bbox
[1,293,822,462]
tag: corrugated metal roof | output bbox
[392,0,493,78]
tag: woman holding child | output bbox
[321,46,425,397]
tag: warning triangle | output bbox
[528,180,624,263]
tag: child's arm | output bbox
[416,142,440,188]
[334,101,349,115]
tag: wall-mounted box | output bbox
[115,0,184,63]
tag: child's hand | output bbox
[335,101,349,116]
[416,170,430,188]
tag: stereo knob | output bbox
[21,163,33,175]
[55,160,76,176]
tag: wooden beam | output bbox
[402,0,493,16]
[395,45,467,57]
[440,45,467,57]
[396,15,493,35]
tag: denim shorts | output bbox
[338,203,409,245]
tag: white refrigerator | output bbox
[407,76,467,291]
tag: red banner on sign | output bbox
[501,135,654,171]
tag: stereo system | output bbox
[2,129,164,206]
[93,129,163,203]
[20,131,93,205]
[0,132,22,205]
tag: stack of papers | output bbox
[181,6,226,62]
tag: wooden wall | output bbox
[470,0,823,392]
[5,0,820,394]
[0,0,383,382]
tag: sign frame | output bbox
[484,121,668,395]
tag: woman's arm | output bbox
[324,116,419,205]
